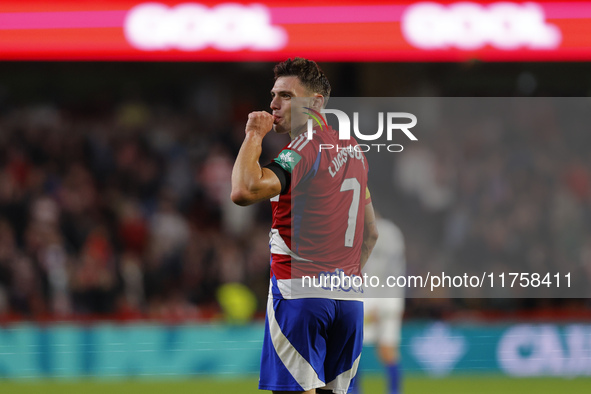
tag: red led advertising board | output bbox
[1,0,591,61]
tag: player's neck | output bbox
[289,123,307,140]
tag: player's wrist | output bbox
[244,131,266,143]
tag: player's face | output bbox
[270,76,313,135]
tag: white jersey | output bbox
[363,218,405,299]
[362,218,406,346]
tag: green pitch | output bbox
[1,376,590,394]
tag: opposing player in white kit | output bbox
[231,58,379,394]
[353,217,405,394]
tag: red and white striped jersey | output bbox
[268,126,371,299]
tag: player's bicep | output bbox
[233,167,282,206]
[256,167,283,200]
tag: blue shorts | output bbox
[259,297,363,393]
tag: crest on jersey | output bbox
[274,149,301,173]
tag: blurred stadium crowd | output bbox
[0,97,286,320]
[0,62,589,321]
[377,99,591,316]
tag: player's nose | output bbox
[270,96,280,111]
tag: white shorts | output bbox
[362,297,404,347]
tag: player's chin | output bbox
[273,124,290,135]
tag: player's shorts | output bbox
[259,296,363,393]
[362,297,404,347]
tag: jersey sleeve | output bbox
[271,133,320,190]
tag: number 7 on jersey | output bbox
[340,178,360,247]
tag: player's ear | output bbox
[312,94,324,110]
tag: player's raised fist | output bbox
[245,111,274,137]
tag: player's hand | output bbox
[245,111,274,138]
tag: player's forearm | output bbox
[231,133,266,205]
[360,202,379,269]
[360,244,370,270]
[360,234,378,270]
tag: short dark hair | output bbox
[274,57,331,98]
